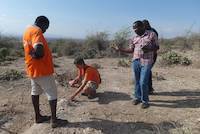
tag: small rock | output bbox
[3,103,8,107]
[8,86,14,91]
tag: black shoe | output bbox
[51,118,69,128]
[149,88,154,95]
[132,99,141,105]
[149,90,154,95]
[36,115,50,123]
[81,93,88,96]
[88,95,96,99]
[51,119,58,128]
[141,103,150,109]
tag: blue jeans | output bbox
[132,59,152,104]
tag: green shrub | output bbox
[180,57,192,65]
[84,48,98,59]
[111,28,131,57]
[85,32,109,51]
[160,51,191,66]
[49,39,82,57]
[83,32,109,58]
[0,47,10,59]
[161,51,181,65]
[74,48,98,59]
[113,28,131,48]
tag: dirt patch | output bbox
[0,57,200,134]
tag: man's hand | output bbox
[69,80,80,88]
[69,95,75,101]
[30,44,44,59]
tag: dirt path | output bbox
[1,57,200,134]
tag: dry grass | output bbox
[55,69,76,87]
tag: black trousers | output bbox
[148,53,157,92]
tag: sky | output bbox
[0,0,200,39]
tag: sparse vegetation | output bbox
[55,69,76,87]
[81,48,98,59]
[49,39,82,57]
[117,58,131,67]
[0,69,24,81]
[0,47,10,60]
[153,72,166,81]
[159,51,192,66]
[90,63,102,69]
[180,56,192,65]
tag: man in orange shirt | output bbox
[23,16,58,128]
[69,57,101,100]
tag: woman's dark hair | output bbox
[74,56,85,65]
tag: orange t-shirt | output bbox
[23,25,54,78]
[84,66,101,85]
[77,65,101,85]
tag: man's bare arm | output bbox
[70,79,87,100]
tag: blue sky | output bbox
[0,0,200,38]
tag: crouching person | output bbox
[69,57,101,100]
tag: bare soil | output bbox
[0,56,200,134]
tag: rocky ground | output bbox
[0,56,200,134]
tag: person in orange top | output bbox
[69,57,101,100]
[23,16,58,128]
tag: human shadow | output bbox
[65,118,181,134]
[95,91,132,104]
[0,114,17,134]
[150,89,200,108]
[53,118,70,128]
[153,90,200,97]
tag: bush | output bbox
[10,45,24,57]
[113,28,131,48]
[49,39,82,57]
[161,51,181,65]
[83,32,109,58]
[160,51,191,66]
[180,57,192,65]
[55,70,76,87]
[0,69,24,81]
[85,32,109,51]
[74,48,99,59]
[84,48,98,59]
[90,63,102,69]
[111,28,131,57]
[0,47,10,60]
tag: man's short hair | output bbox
[74,56,85,65]
[35,16,49,26]
[133,20,144,28]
